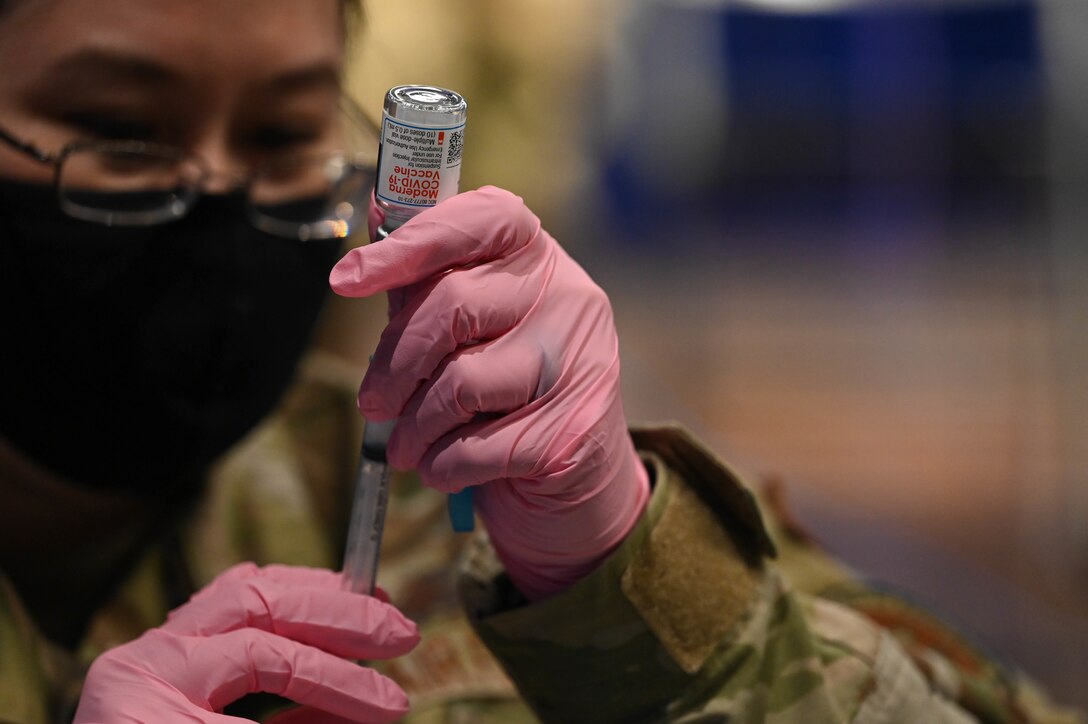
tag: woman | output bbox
[0,1,1079,722]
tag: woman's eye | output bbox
[248,126,321,152]
[65,113,157,142]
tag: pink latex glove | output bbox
[74,563,419,723]
[330,186,650,601]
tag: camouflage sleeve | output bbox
[459,424,1084,723]
[0,576,53,724]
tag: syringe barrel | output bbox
[341,418,395,594]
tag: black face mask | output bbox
[0,179,345,494]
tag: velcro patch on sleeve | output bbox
[622,474,760,674]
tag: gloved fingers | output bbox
[163,566,419,660]
[386,339,547,470]
[367,241,611,424]
[416,363,623,493]
[165,628,410,722]
[203,563,394,604]
[410,410,557,494]
[74,687,250,724]
[329,186,541,298]
[201,562,340,594]
[358,245,550,420]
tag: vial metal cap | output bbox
[384,85,467,126]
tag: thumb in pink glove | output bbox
[74,563,419,723]
[330,186,650,601]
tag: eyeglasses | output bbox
[0,101,379,240]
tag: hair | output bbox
[342,0,367,52]
[343,0,364,29]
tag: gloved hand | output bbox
[73,563,419,723]
[330,186,650,601]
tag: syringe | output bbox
[341,418,395,594]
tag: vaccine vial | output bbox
[375,85,467,236]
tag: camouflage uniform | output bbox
[0,342,1083,723]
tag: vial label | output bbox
[376,116,465,211]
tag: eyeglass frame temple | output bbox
[0,123,59,165]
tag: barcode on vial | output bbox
[446,129,464,166]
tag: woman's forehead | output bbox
[0,0,345,90]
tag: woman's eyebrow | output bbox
[44,47,182,90]
[262,63,342,96]
[43,49,340,93]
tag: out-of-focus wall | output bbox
[1038,0,1088,608]
[345,0,616,233]
[589,0,1088,710]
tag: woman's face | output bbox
[0,0,355,495]
[0,0,346,185]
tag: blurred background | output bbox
[348,0,1087,710]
